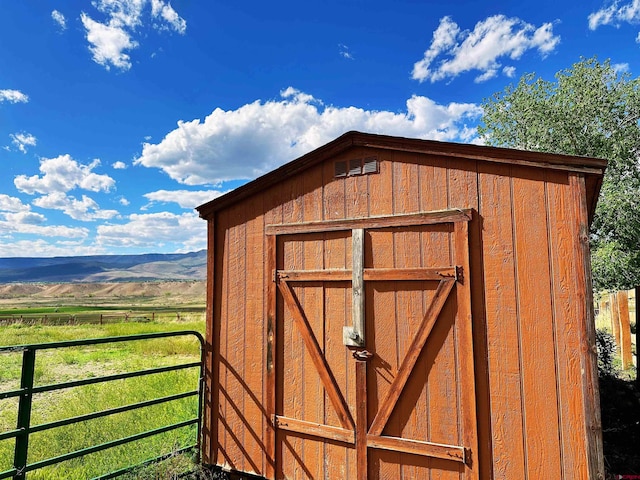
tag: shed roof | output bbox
[196,131,607,222]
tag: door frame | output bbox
[264,209,478,480]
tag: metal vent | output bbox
[334,156,379,178]
[334,161,347,178]
[363,157,379,174]
[349,159,362,176]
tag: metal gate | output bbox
[0,330,204,479]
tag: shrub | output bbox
[596,329,618,378]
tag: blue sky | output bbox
[1,0,639,257]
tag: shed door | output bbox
[266,210,478,480]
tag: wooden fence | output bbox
[598,288,638,372]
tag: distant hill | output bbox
[0,250,207,283]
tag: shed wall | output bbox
[203,147,596,479]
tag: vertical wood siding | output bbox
[207,147,595,479]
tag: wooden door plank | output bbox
[274,415,355,444]
[277,267,457,282]
[390,157,425,480]
[265,234,277,480]
[453,219,479,480]
[355,359,368,480]
[346,229,365,347]
[367,435,466,463]
[368,277,456,436]
[364,267,456,281]
[280,183,306,480]
[277,279,355,431]
[301,171,326,479]
[365,227,401,479]
[278,269,351,282]
[265,209,472,235]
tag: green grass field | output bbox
[0,315,206,479]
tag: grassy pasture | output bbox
[0,284,206,479]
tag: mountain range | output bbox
[0,251,207,283]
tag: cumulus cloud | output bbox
[0,194,30,213]
[112,161,127,169]
[14,155,115,195]
[0,239,96,257]
[96,211,205,252]
[51,10,67,30]
[151,0,186,33]
[33,192,119,221]
[589,0,640,29]
[81,13,138,71]
[412,15,560,83]
[135,88,482,185]
[0,219,88,239]
[81,0,187,71]
[0,89,29,103]
[144,189,227,209]
[10,132,37,153]
[4,211,46,225]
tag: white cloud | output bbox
[81,0,186,71]
[503,66,517,78]
[412,15,560,83]
[4,211,46,225]
[0,89,29,103]
[151,0,187,33]
[96,211,205,252]
[10,132,37,153]
[14,155,115,195]
[118,196,130,206]
[613,62,630,73]
[0,239,97,257]
[144,189,227,209]
[52,10,67,30]
[135,88,482,186]
[339,44,354,60]
[0,194,30,213]
[589,0,640,29]
[81,12,138,71]
[33,192,119,221]
[112,160,127,169]
[0,219,89,239]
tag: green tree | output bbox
[478,57,640,291]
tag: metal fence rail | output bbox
[0,330,204,479]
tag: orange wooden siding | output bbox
[202,145,600,479]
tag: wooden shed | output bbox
[196,131,606,480]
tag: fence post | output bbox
[14,348,36,478]
[610,292,621,351]
[617,290,633,369]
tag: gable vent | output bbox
[334,157,379,178]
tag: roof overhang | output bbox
[196,131,607,224]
